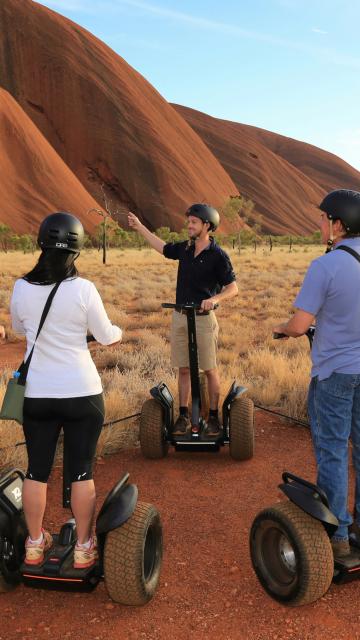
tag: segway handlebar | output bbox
[273,325,315,348]
[272,332,288,340]
[162,302,219,310]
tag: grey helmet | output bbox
[38,212,84,253]
[186,203,220,231]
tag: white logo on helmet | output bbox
[55,242,69,248]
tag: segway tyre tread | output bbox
[104,501,162,605]
[139,399,169,459]
[250,500,334,606]
[229,396,254,460]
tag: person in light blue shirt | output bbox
[274,189,360,559]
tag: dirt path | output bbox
[1,412,359,640]
[0,341,24,369]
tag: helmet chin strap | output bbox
[325,219,334,253]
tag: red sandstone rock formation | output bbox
[174,105,360,235]
[1,0,358,236]
[0,0,238,233]
[0,89,101,234]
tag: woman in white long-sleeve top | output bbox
[10,212,122,569]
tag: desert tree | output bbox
[222,195,259,254]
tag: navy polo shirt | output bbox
[163,237,236,305]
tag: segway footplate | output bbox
[21,535,100,591]
[333,549,360,584]
[174,441,221,452]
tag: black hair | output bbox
[23,249,79,285]
[332,218,360,239]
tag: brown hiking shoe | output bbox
[331,539,351,559]
[349,521,360,547]
[203,415,222,439]
[24,529,53,566]
[172,415,191,437]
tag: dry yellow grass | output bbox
[0,245,323,470]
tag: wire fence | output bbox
[253,404,309,428]
[0,405,309,455]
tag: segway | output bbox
[0,456,163,605]
[249,327,360,606]
[139,303,254,461]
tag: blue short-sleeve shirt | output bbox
[294,238,360,380]
[163,237,236,305]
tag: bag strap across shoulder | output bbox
[335,245,360,263]
[18,281,62,385]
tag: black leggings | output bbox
[23,394,105,483]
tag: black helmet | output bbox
[186,203,220,231]
[38,212,84,253]
[319,190,360,234]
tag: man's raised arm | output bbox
[128,212,165,255]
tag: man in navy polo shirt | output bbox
[273,190,360,559]
[128,204,238,438]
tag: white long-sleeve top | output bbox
[10,277,122,398]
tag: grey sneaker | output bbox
[203,415,222,439]
[74,536,98,569]
[24,529,53,566]
[331,539,351,559]
[172,415,191,437]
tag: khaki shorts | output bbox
[170,310,219,371]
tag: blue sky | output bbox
[35,0,360,171]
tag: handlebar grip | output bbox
[162,303,219,310]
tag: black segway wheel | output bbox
[229,396,254,460]
[0,574,17,593]
[250,500,334,606]
[103,502,163,605]
[0,538,21,593]
[139,399,169,459]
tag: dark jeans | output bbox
[308,373,360,540]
